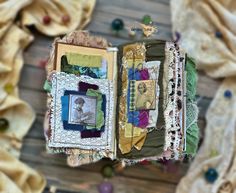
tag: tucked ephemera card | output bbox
[134,80,156,110]
[54,42,116,80]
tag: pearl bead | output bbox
[204,168,218,183]
[111,18,124,31]
[128,29,136,37]
[43,15,51,25]
[0,118,9,132]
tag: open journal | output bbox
[44,31,199,167]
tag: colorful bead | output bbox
[38,59,48,68]
[142,15,152,25]
[140,159,149,165]
[101,165,114,178]
[210,149,218,157]
[111,18,124,31]
[128,28,136,37]
[174,31,181,42]
[0,118,9,132]
[62,15,70,24]
[4,83,14,94]
[204,168,218,183]
[43,15,51,25]
[215,31,223,38]
[166,161,178,173]
[98,182,113,193]
[224,90,232,99]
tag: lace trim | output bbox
[164,42,185,159]
[48,72,115,151]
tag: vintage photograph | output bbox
[134,80,156,110]
[68,94,97,126]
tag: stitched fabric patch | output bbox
[127,62,161,128]
[49,72,115,150]
[61,90,106,131]
[65,52,102,67]
[78,82,99,92]
[86,89,105,130]
[61,55,107,78]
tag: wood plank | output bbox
[19,88,47,116]
[19,65,46,91]
[25,162,177,193]
[25,115,45,139]
[24,163,177,193]
[196,71,221,98]
[20,137,188,185]
[96,0,171,22]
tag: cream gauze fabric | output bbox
[171,0,236,192]
[0,0,96,192]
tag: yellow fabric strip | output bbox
[124,123,142,138]
[118,46,148,154]
[126,59,144,68]
[119,128,147,154]
[66,52,102,67]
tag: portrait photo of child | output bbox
[68,94,97,126]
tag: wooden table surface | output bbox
[19,0,221,192]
